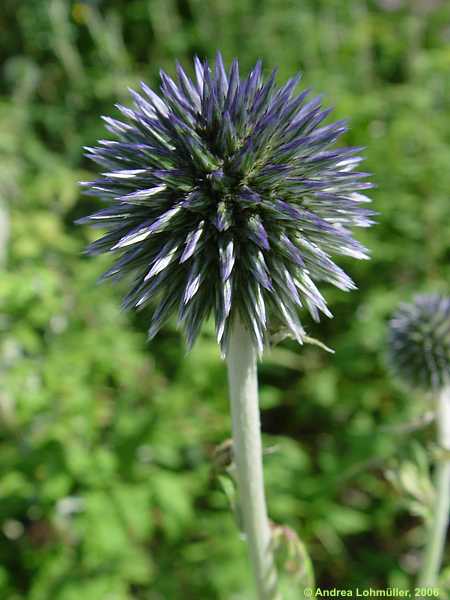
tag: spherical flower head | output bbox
[388,294,450,391]
[78,53,374,354]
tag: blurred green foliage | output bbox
[1,0,450,598]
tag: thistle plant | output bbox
[388,295,450,589]
[78,53,374,599]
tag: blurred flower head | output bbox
[78,53,374,354]
[388,294,450,391]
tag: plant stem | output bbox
[417,386,450,589]
[227,317,279,600]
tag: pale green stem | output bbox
[227,318,279,600]
[417,386,450,589]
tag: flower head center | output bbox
[207,168,227,192]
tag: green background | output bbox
[1,0,450,598]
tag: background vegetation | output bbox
[1,0,450,598]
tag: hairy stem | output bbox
[417,386,450,589]
[227,318,279,599]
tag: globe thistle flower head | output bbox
[388,294,450,391]
[78,53,374,354]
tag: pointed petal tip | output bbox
[74,215,89,225]
[147,328,157,342]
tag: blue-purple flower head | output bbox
[388,295,450,391]
[79,53,374,354]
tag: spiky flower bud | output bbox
[388,295,450,391]
[78,53,374,353]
